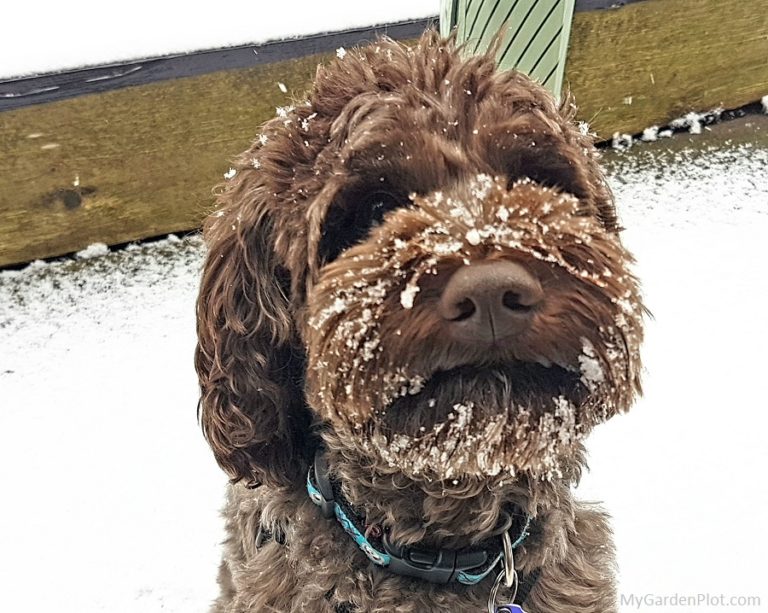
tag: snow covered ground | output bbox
[0,238,225,611]
[2,120,767,612]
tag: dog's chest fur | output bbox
[213,470,618,613]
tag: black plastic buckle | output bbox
[381,531,489,584]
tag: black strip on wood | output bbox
[529,24,563,75]
[516,0,562,67]
[467,0,496,44]
[574,0,646,11]
[542,62,559,88]
[499,0,543,60]
[0,17,435,112]
[472,0,521,54]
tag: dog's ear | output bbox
[195,171,310,488]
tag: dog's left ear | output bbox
[195,175,310,488]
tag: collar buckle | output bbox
[382,531,496,584]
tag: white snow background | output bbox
[2,129,767,611]
[2,0,768,602]
[0,0,438,79]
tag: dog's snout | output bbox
[438,261,543,343]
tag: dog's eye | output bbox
[506,162,587,200]
[496,138,589,201]
[357,191,400,229]
[320,191,404,263]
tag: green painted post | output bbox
[440,0,576,99]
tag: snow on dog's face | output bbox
[196,32,644,488]
[304,175,643,481]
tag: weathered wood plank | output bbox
[0,54,326,267]
[1,1,767,266]
[566,0,768,136]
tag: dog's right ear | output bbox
[195,173,310,488]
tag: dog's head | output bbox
[195,32,644,488]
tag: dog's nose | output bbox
[438,261,543,343]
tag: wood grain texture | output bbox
[566,0,768,136]
[1,0,767,266]
[0,54,324,267]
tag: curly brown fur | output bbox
[196,30,644,613]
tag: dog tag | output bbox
[495,606,525,613]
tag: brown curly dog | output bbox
[195,30,644,613]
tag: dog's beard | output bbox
[366,361,589,480]
[354,331,630,481]
[305,177,644,481]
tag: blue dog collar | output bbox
[306,449,532,586]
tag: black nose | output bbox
[438,261,543,344]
